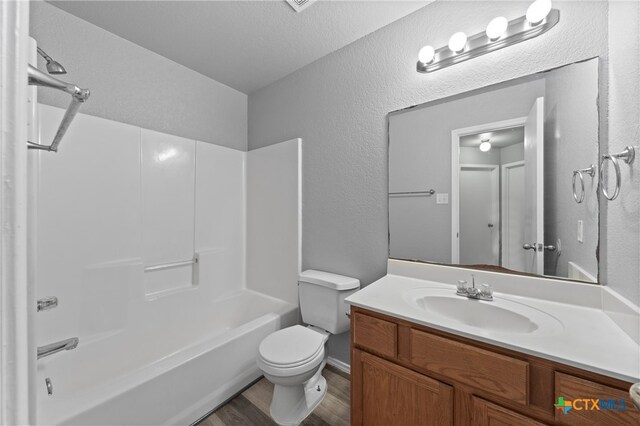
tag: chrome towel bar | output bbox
[389,189,436,197]
[144,254,199,273]
[27,64,90,152]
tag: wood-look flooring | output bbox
[198,366,350,426]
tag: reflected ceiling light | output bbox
[486,17,509,40]
[158,148,178,162]
[418,45,436,64]
[416,1,559,74]
[448,32,468,53]
[479,139,492,152]
[526,0,552,25]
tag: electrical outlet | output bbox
[436,193,449,204]
[577,220,584,243]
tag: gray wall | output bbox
[543,60,599,281]
[248,1,610,364]
[388,78,544,263]
[604,0,640,304]
[30,1,247,150]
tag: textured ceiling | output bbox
[49,0,428,94]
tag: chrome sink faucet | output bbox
[456,275,493,301]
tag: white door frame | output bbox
[501,160,525,268]
[1,0,32,424]
[459,164,500,265]
[451,117,526,263]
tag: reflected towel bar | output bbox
[389,189,436,197]
[27,64,90,152]
[144,255,199,273]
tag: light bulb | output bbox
[448,32,468,53]
[418,45,435,64]
[486,16,508,40]
[479,141,492,152]
[526,0,552,25]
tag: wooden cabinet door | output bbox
[555,373,640,425]
[352,349,453,426]
[473,397,544,426]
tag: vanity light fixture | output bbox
[526,0,552,25]
[418,45,436,64]
[486,17,508,41]
[417,1,559,73]
[479,139,492,152]
[448,32,468,53]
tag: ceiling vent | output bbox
[286,0,317,13]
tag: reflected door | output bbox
[523,98,544,275]
[502,161,525,270]
[459,165,499,265]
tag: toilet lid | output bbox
[259,325,325,367]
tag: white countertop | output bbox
[346,273,640,383]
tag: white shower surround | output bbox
[32,105,300,424]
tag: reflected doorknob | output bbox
[523,243,557,252]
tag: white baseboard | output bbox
[327,356,350,375]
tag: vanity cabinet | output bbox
[353,350,453,425]
[351,307,640,426]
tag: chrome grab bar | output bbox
[37,337,79,359]
[27,64,90,152]
[144,254,199,273]
[389,189,435,197]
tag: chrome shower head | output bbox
[37,47,67,75]
[46,60,67,75]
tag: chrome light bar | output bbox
[417,9,559,73]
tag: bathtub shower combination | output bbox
[31,105,301,425]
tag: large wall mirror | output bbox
[389,58,600,283]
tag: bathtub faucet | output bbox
[37,337,79,359]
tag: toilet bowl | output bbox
[257,325,329,426]
[256,270,360,426]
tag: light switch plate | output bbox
[436,193,449,204]
[577,220,584,243]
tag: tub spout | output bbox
[37,337,79,359]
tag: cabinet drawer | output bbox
[410,329,529,404]
[554,373,640,425]
[473,396,545,425]
[353,312,397,358]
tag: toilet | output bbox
[257,270,360,426]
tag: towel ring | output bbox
[600,146,635,201]
[572,164,595,204]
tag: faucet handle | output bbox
[456,280,467,294]
[479,283,493,299]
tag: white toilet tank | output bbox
[298,270,360,334]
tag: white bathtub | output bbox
[36,290,297,425]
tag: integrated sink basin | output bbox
[402,287,563,335]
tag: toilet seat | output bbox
[258,325,327,376]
